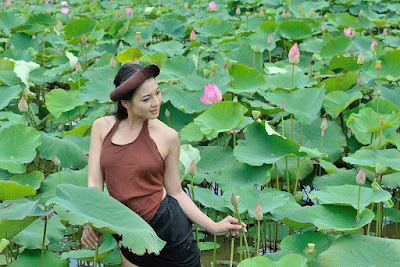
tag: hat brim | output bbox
[110,64,160,102]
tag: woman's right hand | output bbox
[81,224,100,249]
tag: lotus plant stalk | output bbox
[356,169,366,221]
[93,243,99,267]
[396,189,399,239]
[285,157,290,194]
[231,194,250,259]
[280,101,285,137]
[189,161,200,246]
[240,233,243,261]
[213,211,218,267]
[275,163,280,191]
[40,215,48,267]
[374,60,382,91]
[255,203,263,256]
[304,243,315,267]
[376,88,381,114]
[320,118,327,176]
[229,232,234,267]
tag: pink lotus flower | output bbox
[60,1,68,6]
[6,0,11,6]
[47,7,50,12]
[356,168,365,185]
[357,52,364,65]
[200,83,222,104]
[184,2,188,8]
[227,129,240,134]
[371,40,377,54]
[125,7,133,15]
[190,30,196,41]
[288,43,300,64]
[18,97,28,112]
[208,1,217,11]
[60,7,69,14]
[343,27,355,38]
[254,203,263,221]
[267,34,273,44]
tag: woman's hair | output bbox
[110,63,145,120]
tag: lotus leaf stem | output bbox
[256,220,261,256]
[230,232,234,267]
[356,184,361,220]
[40,215,48,267]
[233,205,250,259]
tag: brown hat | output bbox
[109,64,160,102]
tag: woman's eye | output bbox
[157,91,161,94]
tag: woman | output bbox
[81,63,246,267]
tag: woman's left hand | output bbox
[211,215,247,236]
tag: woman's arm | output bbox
[163,131,245,236]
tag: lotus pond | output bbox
[2,0,400,266]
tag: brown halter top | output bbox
[100,118,166,223]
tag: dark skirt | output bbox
[112,195,201,267]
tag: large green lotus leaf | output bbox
[63,18,96,40]
[12,214,65,249]
[0,11,27,36]
[0,181,36,201]
[217,162,272,191]
[162,85,211,114]
[0,70,21,86]
[45,184,166,256]
[198,241,220,251]
[346,107,400,144]
[280,231,330,263]
[59,233,116,262]
[197,145,237,174]
[0,124,41,173]
[45,89,86,118]
[0,200,48,239]
[148,40,184,57]
[333,12,358,28]
[234,121,307,166]
[116,47,143,64]
[267,87,324,125]
[313,168,359,189]
[0,85,21,110]
[8,170,43,190]
[378,49,400,79]
[238,254,308,267]
[265,71,316,90]
[308,205,374,232]
[379,87,400,110]
[270,202,313,229]
[343,98,399,121]
[179,122,204,142]
[318,234,400,267]
[343,148,400,172]
[323,71,358,93]
[227,44,264,73]
[196,20,235,37]
[269,157,313,183]
[36,166,88,205]
[278,118,346,163]
[228,63,266,91]
[279,20,312,40]
[320,36,352,58]
[161,55,195,77]
[37,133,88,169]
[192,186,230,213]
[193,101,247,135]
[78,65,115,103]
[323,90,363,119]
[9,249,68,267]
[154,14,185,39]
[328,54,358,72]
[222,187,293,217]
[62,135,91,154]
[299,38,324,54]
[309,184,392,210]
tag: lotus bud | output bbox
[125,7,133,15]
[81,33,87,43]
[310,9,315,16]
[18,97,28,112]
[54,156,61,166]
[288,43,300,64]
[281,10,286,18]
[10,43,14,49]
[375,163,387,175]
[119,41,124,49]
[231,193,239,207]
[356,168,366,185]
[190,30,196,41]
[383,29,388,36]
[259,8,264,18]
[371,40,377,54]
[321,24,325,32]
[110,57,116,68]
[245,11,250,19]
[357,52,364,65]
[135,32,141,41]
[267,34,273,44]
[47,7,50,12]
[286,10,291,17]
[375,60,382,71]
[76,61,81,72]
[32,34,36,40]
[280,101,285,110]
[236,6,241,15]
[254,203,263,221]
[189,160,197,176]
[59,124,64,131]
[165,108,170,117]
[184,2,188,8]
[252,110,261,120]
[321,117,328,131]
[359,8,363,18]
[357,76,363,85]
[377,88,381,97]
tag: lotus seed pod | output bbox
[375,163,387,175]
[356,168,366,185]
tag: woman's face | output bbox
[121,77,162,118]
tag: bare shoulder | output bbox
[150,119,178,138]
[93,115,117,140]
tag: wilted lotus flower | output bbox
[184,2,188,8]
[288,43,300,64]
[230,193,239,207]
[190,30,196,41]
[76,61,81,72]
[371,40,377,54]
[267,34,273,44]
[165,108,170,117]
[60,7,69,14]
[189,160,197,176]
[126,7,133,15]
[254,203,263,221]
[200,83,222,104]
[208,1,217,11]
[18,97,28,112]
[357,52,364,65]
[54,156,61,166]
[236,6,241,15]
[110,57,116,68]
[356,168,366,185]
